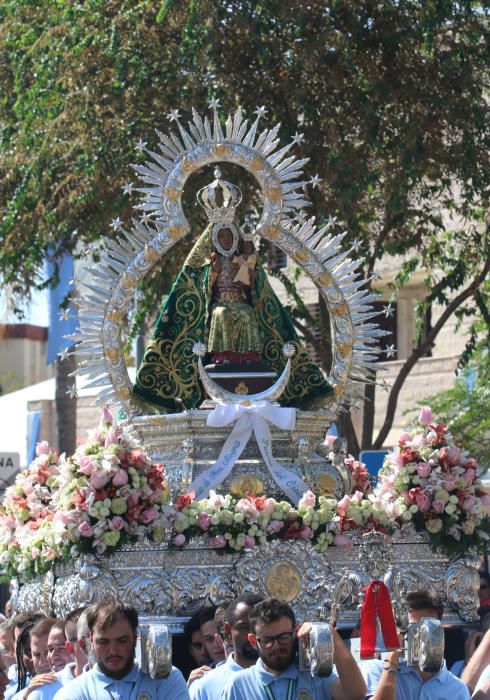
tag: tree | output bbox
[0,1,488,451]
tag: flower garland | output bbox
[0,405,488,581]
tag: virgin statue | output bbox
[132,169,333,412]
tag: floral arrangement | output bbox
[375,406,490,555]
[0,408,170,580]
[0,442,62,579]
[1,404,488,580]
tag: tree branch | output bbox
[373,253,490,448]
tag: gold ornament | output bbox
[265,225,280,240]
[317,271,332,286]
[337,343,352,358]
[265,561,302,602]
[333,383,344,398]
[294,247,309,263]
[212,143,230,158]
[234,381,249,395]
[230,474,264,497]
[316,473,337,497]
[164,186,182,201]
[106,347,120,362]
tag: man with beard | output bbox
[222,597,366,700]
[190,594,263,700]
[51,602,189,700]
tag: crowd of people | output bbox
[0,582,489,700]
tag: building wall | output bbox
[0,325,53,393]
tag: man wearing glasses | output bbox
[222,598,366,700]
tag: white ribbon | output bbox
[188,401,309,504]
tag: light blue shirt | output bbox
[362,658,471,700]
[222,658,338,700]
[52,662,189,700]
[190,654,242,700]
[474,664,490,694]
[27,680,63,700]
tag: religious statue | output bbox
[132,168,333,412]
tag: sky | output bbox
[0,289,49,326]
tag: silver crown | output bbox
[197,167,242,224]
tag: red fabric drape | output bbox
[360,580,399,659]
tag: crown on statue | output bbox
[197,167,242,224]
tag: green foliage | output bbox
[0,1,489,448]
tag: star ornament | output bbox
[383,303,394,318]
[208,98,220,111]
[135,138,147,152]
[310,174,322,189]
[110,218,123,231]
[67,383,78,399]
[122,182,133,195]
[292,131,305,145]
[378,379,391,392]
[254,105,268,118]
[58,347,71,362]
[167,109,181,123]
[385,345,396,359]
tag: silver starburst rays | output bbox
[72,104,384,413]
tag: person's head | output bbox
[224,593,264,664]
[479,571,490,603]
[199,606,225,663]
[405,591,443,623]
[47,621,71,672]
[248,598,297,673]
[14,614,48,692]
[183,611,211,667]
[87,602,138,680]
[218,228,234,251]
[64,607,89,669]
[212,223,238,257]
[11,612,44,645]
[0,621,15,667]
[30,617,58,675]
[3,602,12,620]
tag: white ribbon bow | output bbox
[189,401,309,504]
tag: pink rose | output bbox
[78,456,94,476]
[298,526,314,540]
[390,451,405,468]
[267,520,284,534]
[324,435,337,450]
[333,533,353,548]
[415,492,431,513]
[432,500,446,514]
[109,516,126,530]
[139,507,158,524]
[446,445,461,465]
[298,491,316,509]
[262,498,277,515]
[398,432,412,445]
[416,462,431,479]
[419,406,433,426]
[100,406,114,426]
[112,470,129,487]
[351,490,364,504]
[58,511,76,525]
[173,534,186,546]
[90,470,110,490]
[127,489,142,506]
[462,496,477,511]
[35,441,50,456]
[198,512,212,531]
[104,430,118,448]
[462,468,476,484]
[209,534,227,548]
[412,434,428,450]
[443,476,457,491]
[243,535,256,548]
[337,495,351,512]
[78,522,93,537]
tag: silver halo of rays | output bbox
[71,104,385,414]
